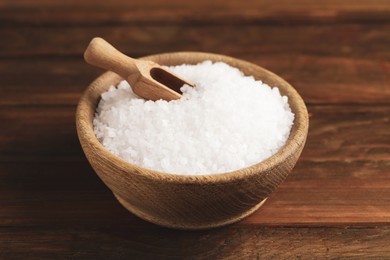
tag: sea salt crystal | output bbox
[93,61,294,175]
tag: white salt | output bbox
[93,61,294,175]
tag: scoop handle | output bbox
[84,37,139,79]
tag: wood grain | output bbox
[1,0,390,25]
[1,56,389,105]
[2,24,390,59]
[0,106,84,162]
[0,160,389,228]
[1,0,390,256]
[248,160,390,226]
[304,105,390,161]
[1,106,388,162]
[0,227,390,259]
[0,105,387,227]
[1,105,387,227]
[0,58,98,106]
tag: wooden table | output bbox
[1,1,390,258]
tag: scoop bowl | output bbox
[76,52,309,230]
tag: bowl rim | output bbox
[76,51,309,185]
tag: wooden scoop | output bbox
[84,37,193,101]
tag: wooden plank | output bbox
[1,0,390,25]
[247,160,390,226]
[0,227,390,259]
[1,56,389,105]
[3,0,390,10]
[0,58,100,106]
[0,160,389,227]
[0,162,151,228]
[304,105,390,161]
[0,105,388,162]
[1,24,390,60]
[0,106,84,162]
[0,106,389,227]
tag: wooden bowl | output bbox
[76,52,309,230]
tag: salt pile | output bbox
[93,61,294,175]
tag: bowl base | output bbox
[114,194,267,230]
